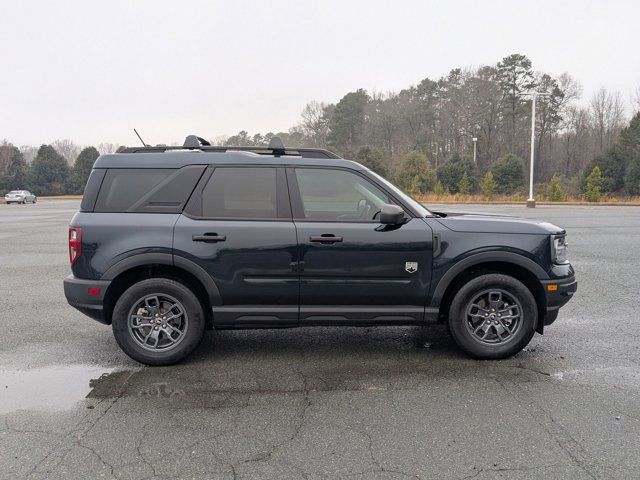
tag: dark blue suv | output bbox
[64,136,576,365]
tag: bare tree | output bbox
[97,142,121,155]
[589,87,626,152]
[53,139,80,165]
[299,101,331,147]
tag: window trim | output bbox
[183,165,292,222]
[286,166,416,223]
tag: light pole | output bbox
[472,137,478,163]
[522,91,550,208]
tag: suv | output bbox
[63,136,576,365]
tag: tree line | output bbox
[2,53,639,200]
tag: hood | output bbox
[432,210,565,235]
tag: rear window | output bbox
[93,166,205,213]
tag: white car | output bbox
[4,190,37,204]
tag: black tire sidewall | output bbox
[112,278,205,365]
[448,274,537,359]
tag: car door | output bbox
[288,166,433,325]
[173,166,299,327]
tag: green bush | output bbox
[437,152,478,194]
[624,153,640,196]
[491,153,525,194]
[396,150,436,194]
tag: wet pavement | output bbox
[1,199,640,479]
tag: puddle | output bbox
[0,365,115,414]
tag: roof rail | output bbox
[117,134,342,159]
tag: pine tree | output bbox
[434,180,445,196]
[458,171,471,195]
[584,166,603,202]
[546,174,565,201]
[480,172,497,199]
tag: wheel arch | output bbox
[432,253,547,331]
[102,254,220,328]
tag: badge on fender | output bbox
[405,262,418,273]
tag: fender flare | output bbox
[430,251,548,307]
[101,253,222,306]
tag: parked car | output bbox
[4,190,37,204]
[64,135,576,365]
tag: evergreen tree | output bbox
[458,171,471,195]
[491,153,525,194]
[584,166,603,202]
[437,153,478,194]
[0,147,28,191]
[480,171,496,199]
[546,174,565,201]
[30,145,70,195]
[355,146,389,177]
[396,150,436,194]
[327,89,369,154]
[70,146,99,194]
[625,153,640,196]
[434,180,446,196]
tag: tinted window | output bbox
[95,169,174,212]
[202,167,277,219]
[295,168,389,221]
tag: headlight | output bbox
[552,235,568,264]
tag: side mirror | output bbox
[379,204,405,225]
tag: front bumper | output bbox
[541,274,577,326]
[63,275,111,324]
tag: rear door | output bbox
[288,167,433,325]
[173,166,299,327]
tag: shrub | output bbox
[491,153,525,194]
[396,150,436,194]
[437,152,478,193]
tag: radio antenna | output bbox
[133,128,148,147]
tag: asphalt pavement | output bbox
[1,199,640,480]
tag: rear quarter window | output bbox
[93,166,205,213]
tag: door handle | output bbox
[192,234,226,243]
[309,234,343,243]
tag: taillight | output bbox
[69,227,82,265]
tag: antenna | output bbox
[133,128,148,147]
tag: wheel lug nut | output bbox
[162,324,166,328]
[154,326,159,330]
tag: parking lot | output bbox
[1,199,640,479]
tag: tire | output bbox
[21,199,25,204]
[112,278,206,365]
[447,273,537,360]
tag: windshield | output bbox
[368,171,432,217]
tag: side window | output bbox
[202,167,278,219]
[95,169,175,212]
[294,168,390,221]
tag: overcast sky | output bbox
[1,0,639,147]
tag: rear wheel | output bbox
[447,274,537,359]
[112,278,205,365]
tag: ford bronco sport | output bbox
[64,136,576,365]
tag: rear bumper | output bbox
[541,275,577,326]
[63,275,111,324]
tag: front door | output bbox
[174,166,299,327]
[288,167,433,325]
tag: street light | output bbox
[521,91,550,208]
[472,137,478,163]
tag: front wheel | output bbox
[112,278,206,365]
[447,274,537,359]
